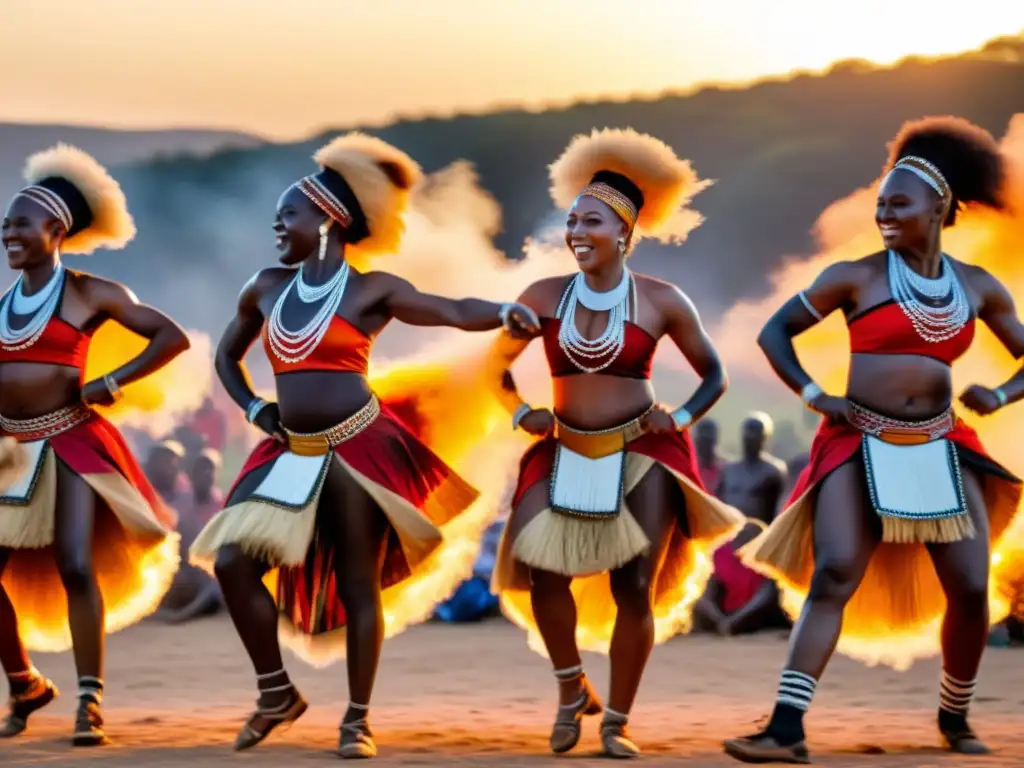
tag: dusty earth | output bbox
[2,615,1022,766]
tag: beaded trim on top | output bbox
[577,182,638,230]
[889,156,951,203]
[297,176,353,227]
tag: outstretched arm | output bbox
[379,273,539,337]
[81,277,191,405]
[963,269,1024,414]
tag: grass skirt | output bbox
[493,429,745,657]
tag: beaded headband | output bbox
[886,155,951,204]
[297,175,353,227]
[14,185,74,231]
[577,182,639,230]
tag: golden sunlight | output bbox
[0,1,1020,138]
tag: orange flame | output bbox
[713,113,1024,667]
[84,321,213,434]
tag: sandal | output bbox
[337,718,377,759]
[722,730,811,764]
[600,709,641,759]
[233,670,308,751]
[549,664,603,754]
[0,673,58,738]
[73,694,109,747]
[941,724,991,755]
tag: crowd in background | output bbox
[132,394,1022,647]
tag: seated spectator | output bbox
[694,413,790,635]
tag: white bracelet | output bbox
[103,374,124,403]
[995,387,1009,407]
[512,403,532,430]
[246,398,269,424]
[800,382,823,405]
[499,303,513,328]
[671,407,693,431]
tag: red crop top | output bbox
[848,300,974,365]
[542,317,656,379]
[0,278,91,372]
[263,315,371,375]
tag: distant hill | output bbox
[0,123,261,204]
[70,36,1024,339]
[7,38,1024,336]
[5,40,1022,456]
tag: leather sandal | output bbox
[233,688,308,751]
[600,709,640,759]
[0,674,58,738]
[549,665,602,754]
[337,719,377,759]
[722,730,811,764]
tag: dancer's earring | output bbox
[318,220,333,261]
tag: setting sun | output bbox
[0,0,1020,138]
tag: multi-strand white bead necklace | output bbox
[888,249,970,343]
[555,267,636,373]
[265,262,350,364]
[0,263,66,351]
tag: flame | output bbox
[16,534,181,653]
[713,113,1024,667]
[270,336,536,666]
[83,321,213,434]
[500,544,716,659]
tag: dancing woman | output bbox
[0,145,187,745]
[490,129,745,758]
[724,117,1024,763]
[189,133,539,758]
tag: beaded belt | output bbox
[283,397,380,457]
[848,401,954,445]
[0,403,93,442]
[553,405,653,460]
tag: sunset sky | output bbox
[1,1,1022,140]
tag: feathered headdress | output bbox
[549,128,710,244]
[19,144,136,254]
[298,132,423,257]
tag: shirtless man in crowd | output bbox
[695,412,789,635]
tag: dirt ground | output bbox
[2,615,1022,766]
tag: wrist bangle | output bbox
[499,303,513,328]
[671,407,693,431]
[246,398,269,424]
[103,374,124,403]
[995,387,1009,407]
[800,382,823,405]
[512,403,532,430]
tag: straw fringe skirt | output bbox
[493,430,745,657]
[740,416,1022,670]
[0,409,179,652]
[190,400,480,667]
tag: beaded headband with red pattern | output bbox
[297,175,353,227]
[576,182,639,230]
